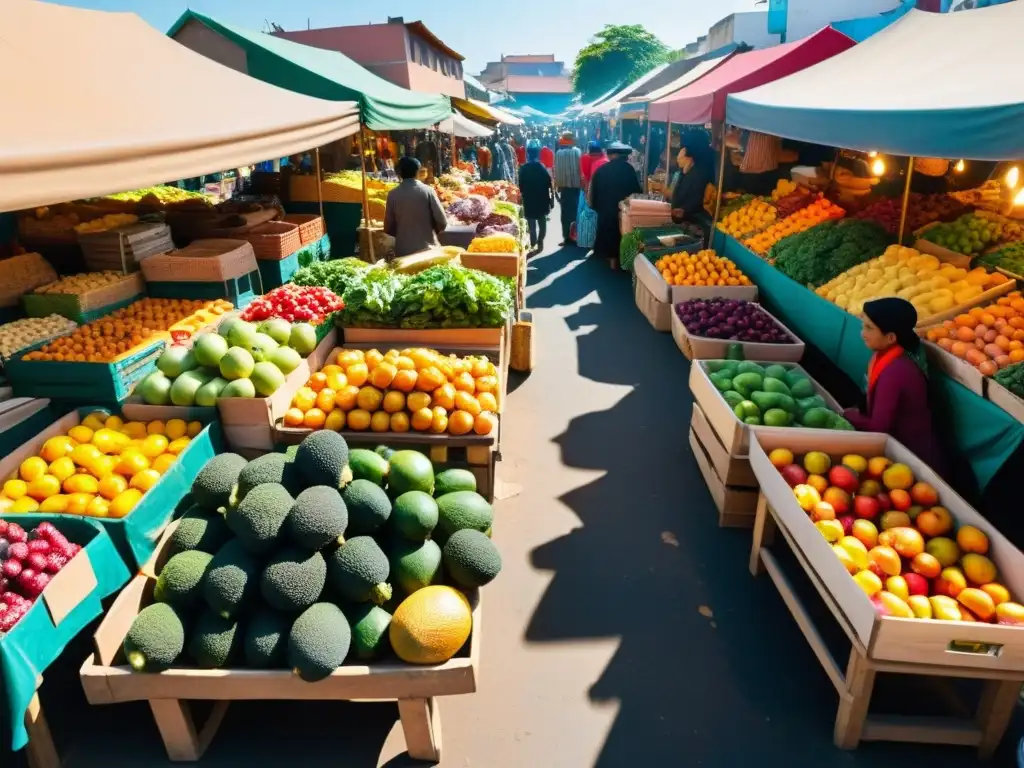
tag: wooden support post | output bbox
[710,122,728,234]
[398,697,442,762]
[834,651,876,750]
[749,493,776,576]
[663,121,672,200]
[148,699,229,763]
[976,679,1021,759]
[358,124,376,263]
[642,113,652,191]
[897,156,916,244]
[428,445,449,465]
[314,147,324,220]
[24,693,59,768]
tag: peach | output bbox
[996,602,1024,626]
[781,464,809,488]
[829,465,859,494]
[935,567,967,598]
[907,595,933,619]
[815,519,844,543]
[769,448,795,469]
[822,487,851,516]
[838,515,855,536]
[851,519,879,549]
[833,544,859,575]
[961,553,997,585]
[882,463,914,491]
[876,492,893,512]
[866,456,892,479]
[981,583,1011,606]
[804,451,831,475]
[911,552,942,579]
[843,454,868,474]
[910,481,939,507]
[886,575,909,602]
[806,474,829,495]
[853,495,880,520]
[793,484,821,513]
[838,536,870,570]
[889,489,912,511]
[958,605,979,622]
[925,537,960,568]
[872,591,914,619]
[957,588,997,621]
[879,511,911,530]
[956,525,990,555]
[853,570,883,597]
[878,527,925,559]
[917,506,953,537]
[811,501,837,522]
[858,479,882,498]
[903,572,930,597]
[929,595,962,621]
[868,545,902,578]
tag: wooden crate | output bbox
[78,223,173,273]
[634,254,758,305]
[988,379,1024,423]
[689,418,758,528]
[747,429,1024,757]
[672,305,805,362]
[79,523,481,764]
[634,276,671,332]
[340,326,504,351]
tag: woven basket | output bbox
[244,222,301,262]
[141,240,258,283]
[282,214,325,245]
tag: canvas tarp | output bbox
[649,27,855,125]
[168,11,451,131]
[727,4,1024,160]
[453,98,525,126]
[580,63,671,116]
[438,113,494,139]
[619,54,734,117]
[0,1,359,213]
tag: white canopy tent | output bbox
[438,112,494,139]
[580,63,670,116]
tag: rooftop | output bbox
[502,54,555,63]
[505,74,572,94]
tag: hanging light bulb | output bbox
[1006,166,1020,188]
[867,151,878,158]
[1014,188,1024,207]
[871,158,886,177]
[954,159,966,173]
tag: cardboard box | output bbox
[750,429,1024,672]
[988,379,1024,423]
[920,339,987,396]
[634,254,759,305]
[120,398,219,424]
[689,360,843,456]
[634,276,671,332]
[672,305,805,362]
[690,403,757,487]
[689,426,758,527]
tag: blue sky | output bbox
[50,0,758,71]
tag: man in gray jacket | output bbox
[383,157,448,257]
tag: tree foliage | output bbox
[571,25,671,103]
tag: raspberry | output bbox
[27,539,51,554]
[17,570,40,597]
[33,522,58,539]
[8,542,28,561]
[2,560,21,579]
[0,520,8,536]
[44,553,68,574]
[26,553,47,572]
[66,544,82,557]
[5,524,26,543]
[0,538,9,560]
[31,573,50,594]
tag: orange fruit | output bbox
[303,408,327,429]
[364,349,384,371]
[448,410,475,436]
[309,372,329,392]
[454,391,481,416]
[165,419,188,440]
[430,406,448,434]
[391,368,418,393]
[453,372,476,393]
[471,359,490,378]
[335,385,360,411]
[187,421,203,438]
[146,421,166,436]
[284,407,305,427]
[316,388,337,413]
[382,391,406,414]
[346,363,369,387]
[410,349,435,369]
[411,407,433,431]
[474,375,499,394]
[347,409,371,431]
[122,421,148,440]
[416,367,445,392]
[27,474,61,501]
[395,355,416,371]
[292,386,317,412]
[432,383,457,411]
[474,411,498,436]
[326,370,348,391]
[324,409,346,432]
[407,391,432,412]
[98,474,129,500]
[370,411,391,432]
[478,392,499,413]
[390,412,411,433]
[356,386,384,412]
[370,361,397,389]
[336,350,364,368]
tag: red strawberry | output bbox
[5,523,26,543]
[27,539,51,554]
[44,553,68,574]
[7,542,28,561]
[26,553,46,572]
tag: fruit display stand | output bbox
[256,233,330,292]
[1,514,130,768]
[0,411,220,569]
[141,240,264,309]
[747,430,1024,757]
[633,254,758,306]
[79,521,481,763]
[671,306,805,363]
[633,271,672,332]
[460,252,526,315]
[22,273,146,325]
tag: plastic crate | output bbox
[285,202,360,257]
[146,270,262,309]
[256,234,330,290]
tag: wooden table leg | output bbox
[398,697,442,763]
[24,693,60,768]
[749,493,776,577]
[834,650,876,749]
[976,678,1021,759]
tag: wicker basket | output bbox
[141,240,258,283]
[244,222,301,262]
[282,214,325,245]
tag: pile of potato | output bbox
[0,315,77,360]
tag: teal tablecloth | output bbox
[713,231,1024,489]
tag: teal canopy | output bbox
[168,11,452,131]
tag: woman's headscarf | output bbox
[863,297,919,351]
[680,131,714,169]
[526,139,541,163]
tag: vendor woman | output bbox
[670,132,715,227]
[844,297,948,475]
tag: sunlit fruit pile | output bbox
[654,250,753,288]
[770,448,1024,624]
[33,271,136,295]
[20,299,232,363]
[74,213,139,234]
[716,199,777,239]
[816,245,1009,319]
[920,212,1023,257]
[924,291,1024,375]
[0,521,83,633]
[744,197,845,256]
[239,285,343,325]
[285,347,500,437]
[0,315,77,360]
[0,411,201,517]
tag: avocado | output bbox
[348,449,389,487]
[435,491,494,545]
[342,479,391,536]
[734,400,760,421]
[244,608,292,669]
[763,364,789,381]
[725,343,745,361]
[443,529,502,588]
[168,507,231,556]
[123,602,186,672]
[784,368,809,390]
[731,372,763,399]
[236,453,300,502]
[434,468,477,497]
[796,395,828,415]
[261,548,327,613]
[295,431,352,489]
[387,450,434,496]
[327,536,392,605]
[789,376,815,399]
[762,377,792,397]
[192,453,248,512]
[187,611,239,669]
[203,539,261,619]
[390,539,443,594]
[225,483,294,554]
[763,408,792,428]
[744,416,762,425]
[774,394,797,414]
[704,360,731,373]
[287,486,348,550]
[736,361,766,377]
[801,407,833,429]
[708,373,734,393]
[348,604,392,661]
[288,603,351,682]
[721,390,745,410]
[154,550,213,610]
[750,391,782,413]
[391,491,439,540]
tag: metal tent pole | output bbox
[358,124,376,262]
[710,122,729,235]
[897,157,916,244]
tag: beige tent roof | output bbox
[0,0,360,212]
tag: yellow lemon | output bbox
[130,469,161,492]
[70,443,102,470]
[49,457,77,483]
[165,419,187,440]
[65,493,95,515]
[88,455,117,480]
[150,454,177,474]
[68,425,95,444]
[140,434,169,459]
[92,428,126,454]
[186,421,203,438]
[10,497,39,513]
[38,495,70,513]
[40,436,75,463]
[86,496,110,518]
[115,449,149,477]
[121,421,148,440]
[19,456,48,482]
[109,489,143,519]
[63,474,99,495]
[324,409,346,432]
[166,437,191,456]
[97,474,128,501]
[3,479,28,500]
[104,415,124,431]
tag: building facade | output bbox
[707,12,781,51]
[478,54,573,115]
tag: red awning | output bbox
[648,27,855,125]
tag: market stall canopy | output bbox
[167,11,451,131]
[0,0,360,213]
[620,53,734,117]
[648,27,855,125]
[727,5,1024,160]
[452,98,525,126]
[580,63,671,116]
[438,113,494,139]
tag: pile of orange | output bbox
[924,291,1024,375]
[654,249,753,288]
[284,347,500,437]
[21,298,232,363]
[745,198,846,256]
[0,410,202,517]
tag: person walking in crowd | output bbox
[383,157,448,258]
[518,140,555,253]
[540,142,555,172]
[580,141,608,193]
[589,142,641,264]
[477,142,492,178]
[554,132,583,246]
[514,139,527,166]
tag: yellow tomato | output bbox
[121,421,148,440]
[108,489,142,519]
[3,479,27,500]
[68,425,95,444]
[292,386,317,412]
[41,436,75,463]
[27,474,61,501]
[140,434,169,459]
[146,420,166,436]
[92,428,126,455]
[186,421,203,438]
[166,438,191,456]
[64,473,100,495]
[324,409,346,432]
[80,412,107,431]
[325,371,347,391]
[39,495,69,513]
[49,457,77,483]
[115,449,150,477]
[165,419,187,440]
[150,454,177,474]
[65,493,95,515]
[71,443,102,470]
[98,474,128,500]
[88,455,117,480]
[86,497,110,518]
[10,497,39,513]
[19,456,48,482]
[130,469,161,492]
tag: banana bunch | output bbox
[951,181,1004,212]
